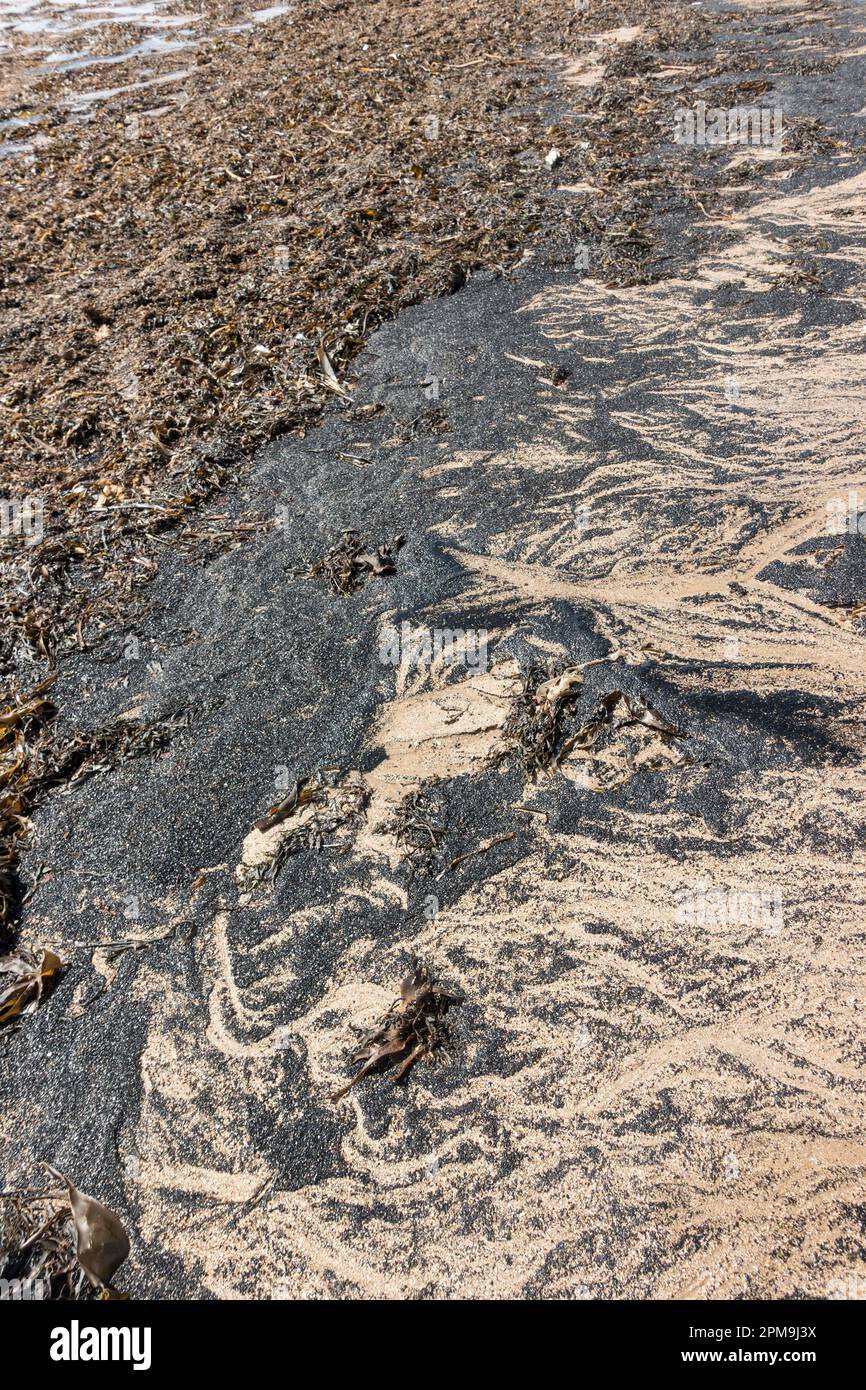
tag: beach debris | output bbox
[0,847,14,949]
[384,779,447,876]
[0,948,62,1027]
[0,687,57,732]
[267,775,369,876]
[311,530,405,596]
[832,600,866,635]
[253,775,321,832]
[545,147,563,169]
[316,340,350,397]
[331,965,459,1102]
[501,654,687,779]
[501,660,588,776]
[437,831,516,879]
[43,1167,130,1295]
[1,1189,81,1300]
[239,770,370,889]
[0,682,185,956]
[552,689,686,771]
[1,1169,130,1299]
[42,710,190,788]
[0,677,58,925]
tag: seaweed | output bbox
[310,531,405,597]
[331,965,459,1103]
[500,657,687,781]
[0,949,62,1028]
[1,1168,130,1301]
[384,779,448,876]
[246,770,371,884]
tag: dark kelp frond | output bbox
[331,965,460,1103]
[0,948,62,1028]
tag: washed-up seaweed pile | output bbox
[331,965,459,1102]
[383,779,449,876]
[311,530,405,597]
[0,1168,131,1301]
[0,0,730,680]
[498,654,690,789]
[0,0,599,958]
[1,0,588,670]
[259,770,372,880]
[6,0,834,955]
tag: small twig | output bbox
[0,1188,65,1200]
[313,120,353,137]
[241,1175,277,1213]
[19,1213,65,1252]
[436,832,516,879]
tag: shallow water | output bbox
[0,1,291,148]
[0,0,198,56]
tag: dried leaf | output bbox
[534,667,585,710]
[43,1166,130,1291]
[316,341,349,396]
[0,948,62,1026]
